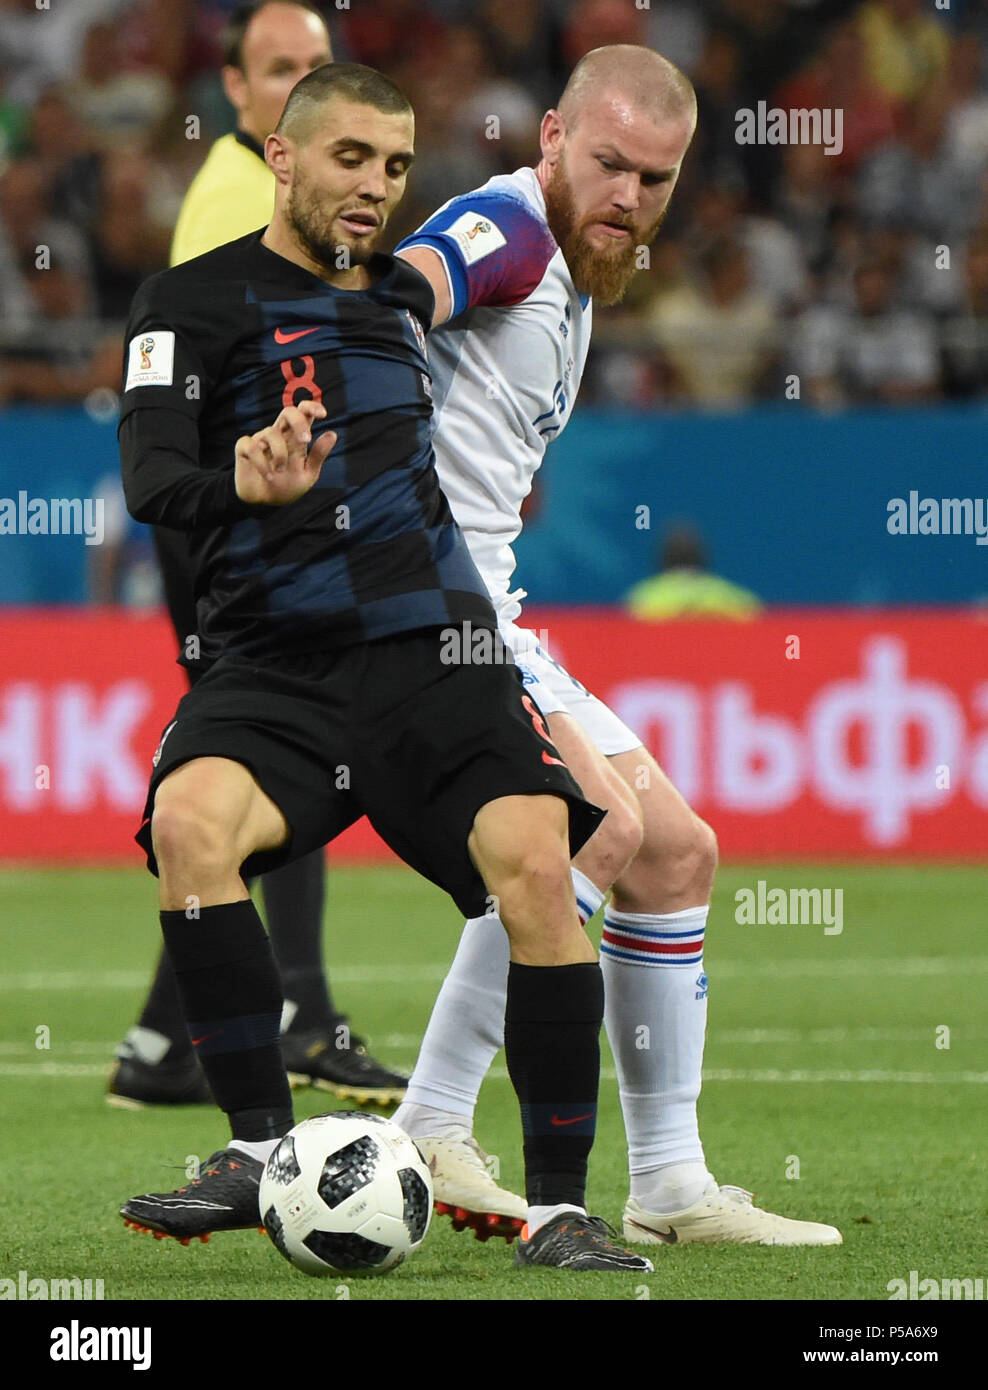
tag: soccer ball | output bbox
[259,1112,433,1277]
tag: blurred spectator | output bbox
[561,0,647,68]
[625,524,763,620]
[641,0,708,75]
[691,29,747,190]
[389,26,510,244]
[91,147,173,318]
[648,237,779,407]
[0,72,28,170]
[0,160,94,346]
[340,0,447,88]
[773,143,839,277]
[27,85,103,232]
[856,83,982,243]
[940,232,988,400]
[0,0,131,107]
[682,181,808,314]
[946,35,988,186]
[0,0,982,420]
[474,0,557,109]
[857,0,951,106]
[775,18,896,180]
[69,21,172,153]
[794,256,941,405]
[444,26,541,175]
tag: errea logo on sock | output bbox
[695,973,708,1000]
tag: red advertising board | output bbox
[1,608,985,862]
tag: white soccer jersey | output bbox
[399,166,592,621]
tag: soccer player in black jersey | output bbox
[116,63,651,1273]
[111,0,408,1114]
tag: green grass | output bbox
[1,864,985,1302]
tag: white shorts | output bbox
[500,619,642,757]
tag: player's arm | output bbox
[122,399,336,526]
[396,193,555,327]
[119,280,335,528]
[395,245,452,326]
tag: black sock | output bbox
[261,850,338,1032]
[160,900,294,1141]
[504,961,604,1209]
[135,949,194,1063]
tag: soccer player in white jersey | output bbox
[394,44,841,1248]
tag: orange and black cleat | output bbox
[119,1148,264,1243]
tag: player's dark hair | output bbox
[223,1,329,71]
[277,62,412,140]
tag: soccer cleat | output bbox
[106,1052,213,1109]
[280,1025,407,1107]
[622,1181,843,1246]
[416,1133,527,1241]
[514,1212,654,1271]
[120,1148,264,1242]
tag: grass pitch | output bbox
[1,863,984,1302]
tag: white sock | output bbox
[601,905,712,1211]
[119,1026,170,1065]
[229,1137,280,1164]
[395,869,606,1134]
[395,914,508,1127]
[527,1203,587,1235]
[636,1160,711,1215]
[392,1102,471,1143]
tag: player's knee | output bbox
[695,817,719,885]
[654,814,718,899]
[150,795,237,878]
[580,793,644,886]
[485,827,573,921]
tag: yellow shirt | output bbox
[857,2,949,103]
[169,132,275,267]
[625,569,763,620]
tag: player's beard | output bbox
[543,156,666,307]
[287,171,381,272]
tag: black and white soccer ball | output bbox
[259,1112,433,1277]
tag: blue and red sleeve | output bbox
[398,190,557,318]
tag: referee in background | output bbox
[108,0,408,1110]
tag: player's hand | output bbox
[234,400,337,506]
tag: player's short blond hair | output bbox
[558,45,697,132]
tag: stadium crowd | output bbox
[0,0,985,410]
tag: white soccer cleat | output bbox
[623,1181,843,1247]
[414,1133,527,1242]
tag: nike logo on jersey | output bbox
[550,1112,594,1127]
[274,326,323,344]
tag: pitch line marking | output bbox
[3,1062,987,1084]
[1,958,986,991]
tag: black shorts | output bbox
[136,629,605,919]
